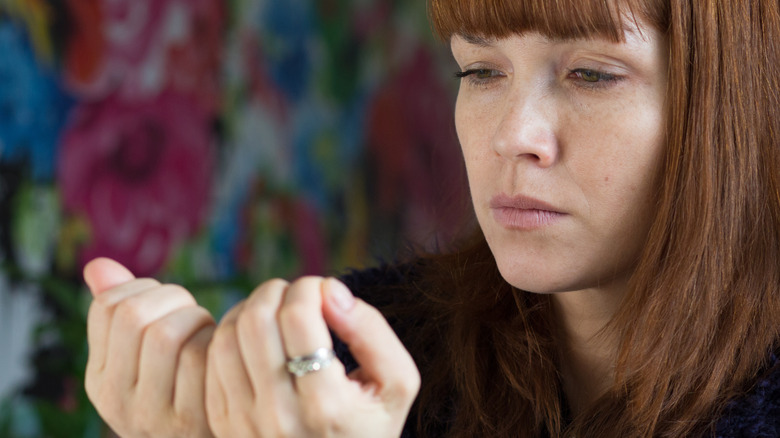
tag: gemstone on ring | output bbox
[285,347,336,377]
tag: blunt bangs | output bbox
[429,0,666,42]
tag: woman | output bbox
[83,0,780,436]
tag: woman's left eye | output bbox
[567,69,620,86]
[455,68,505,87]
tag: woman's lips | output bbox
[489,194,566,230]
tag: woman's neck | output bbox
[551,283,626,416]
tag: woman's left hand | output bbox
[83,258,216,438]
[205,276,420,438]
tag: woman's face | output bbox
[453,21,668,294]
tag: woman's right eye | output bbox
[455,69,504,86]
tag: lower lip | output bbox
[491,207,565,230]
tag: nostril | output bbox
[491,126,558,166]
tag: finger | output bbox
[205,338,229,437]
[278,277,347,395]
[136,305,215,416]
[83,258,136,296]
[236,279,296,410]
[209,302,256,409]
[173,322,215,433]
[321,278,420,410]
[86,278,162,374]
[104,285,197,392]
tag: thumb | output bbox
[321,278,420,407]
[83,258,136,297]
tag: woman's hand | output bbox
[205,276,420,438]
[84,258,216,438]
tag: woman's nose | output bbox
[490,92,558,167]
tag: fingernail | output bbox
[326,278,356,312]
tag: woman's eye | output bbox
[455,69,503,85]
[568,69,619,86]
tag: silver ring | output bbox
[286,348,336,377]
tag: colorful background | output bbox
[0,0,468,436]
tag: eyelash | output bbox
[455,68,623,89]
[454,69,504,88]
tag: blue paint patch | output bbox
[0,20,72,181]
[259,0,315,101]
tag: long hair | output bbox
[392,0,780,436]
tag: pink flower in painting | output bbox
[58,92,215,276]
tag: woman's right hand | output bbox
[84,258,216,438]
[205,276,421,438]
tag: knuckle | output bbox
[91,386,127,425]
[114,295,152,327]
[302,394,344,431]
[401,371,422,398]
[94,278,159,306]
[246,278,288,310]
[388,371,421,402]
[83,374,99,404]
[145,320,187,351]
[286,276,325,300]
[134,277,161,286]
[185,307,216,332]
[411,368,422,393]
[278,299,311,329]
[253,277,289,294]
[236,301,276,336]
[291,276,325,287]
[179,334,210,369]
[159,283,197,304]
[84,358,101,380]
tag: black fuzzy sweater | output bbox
[335,264,780,437]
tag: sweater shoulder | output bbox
[715,353,780,437]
